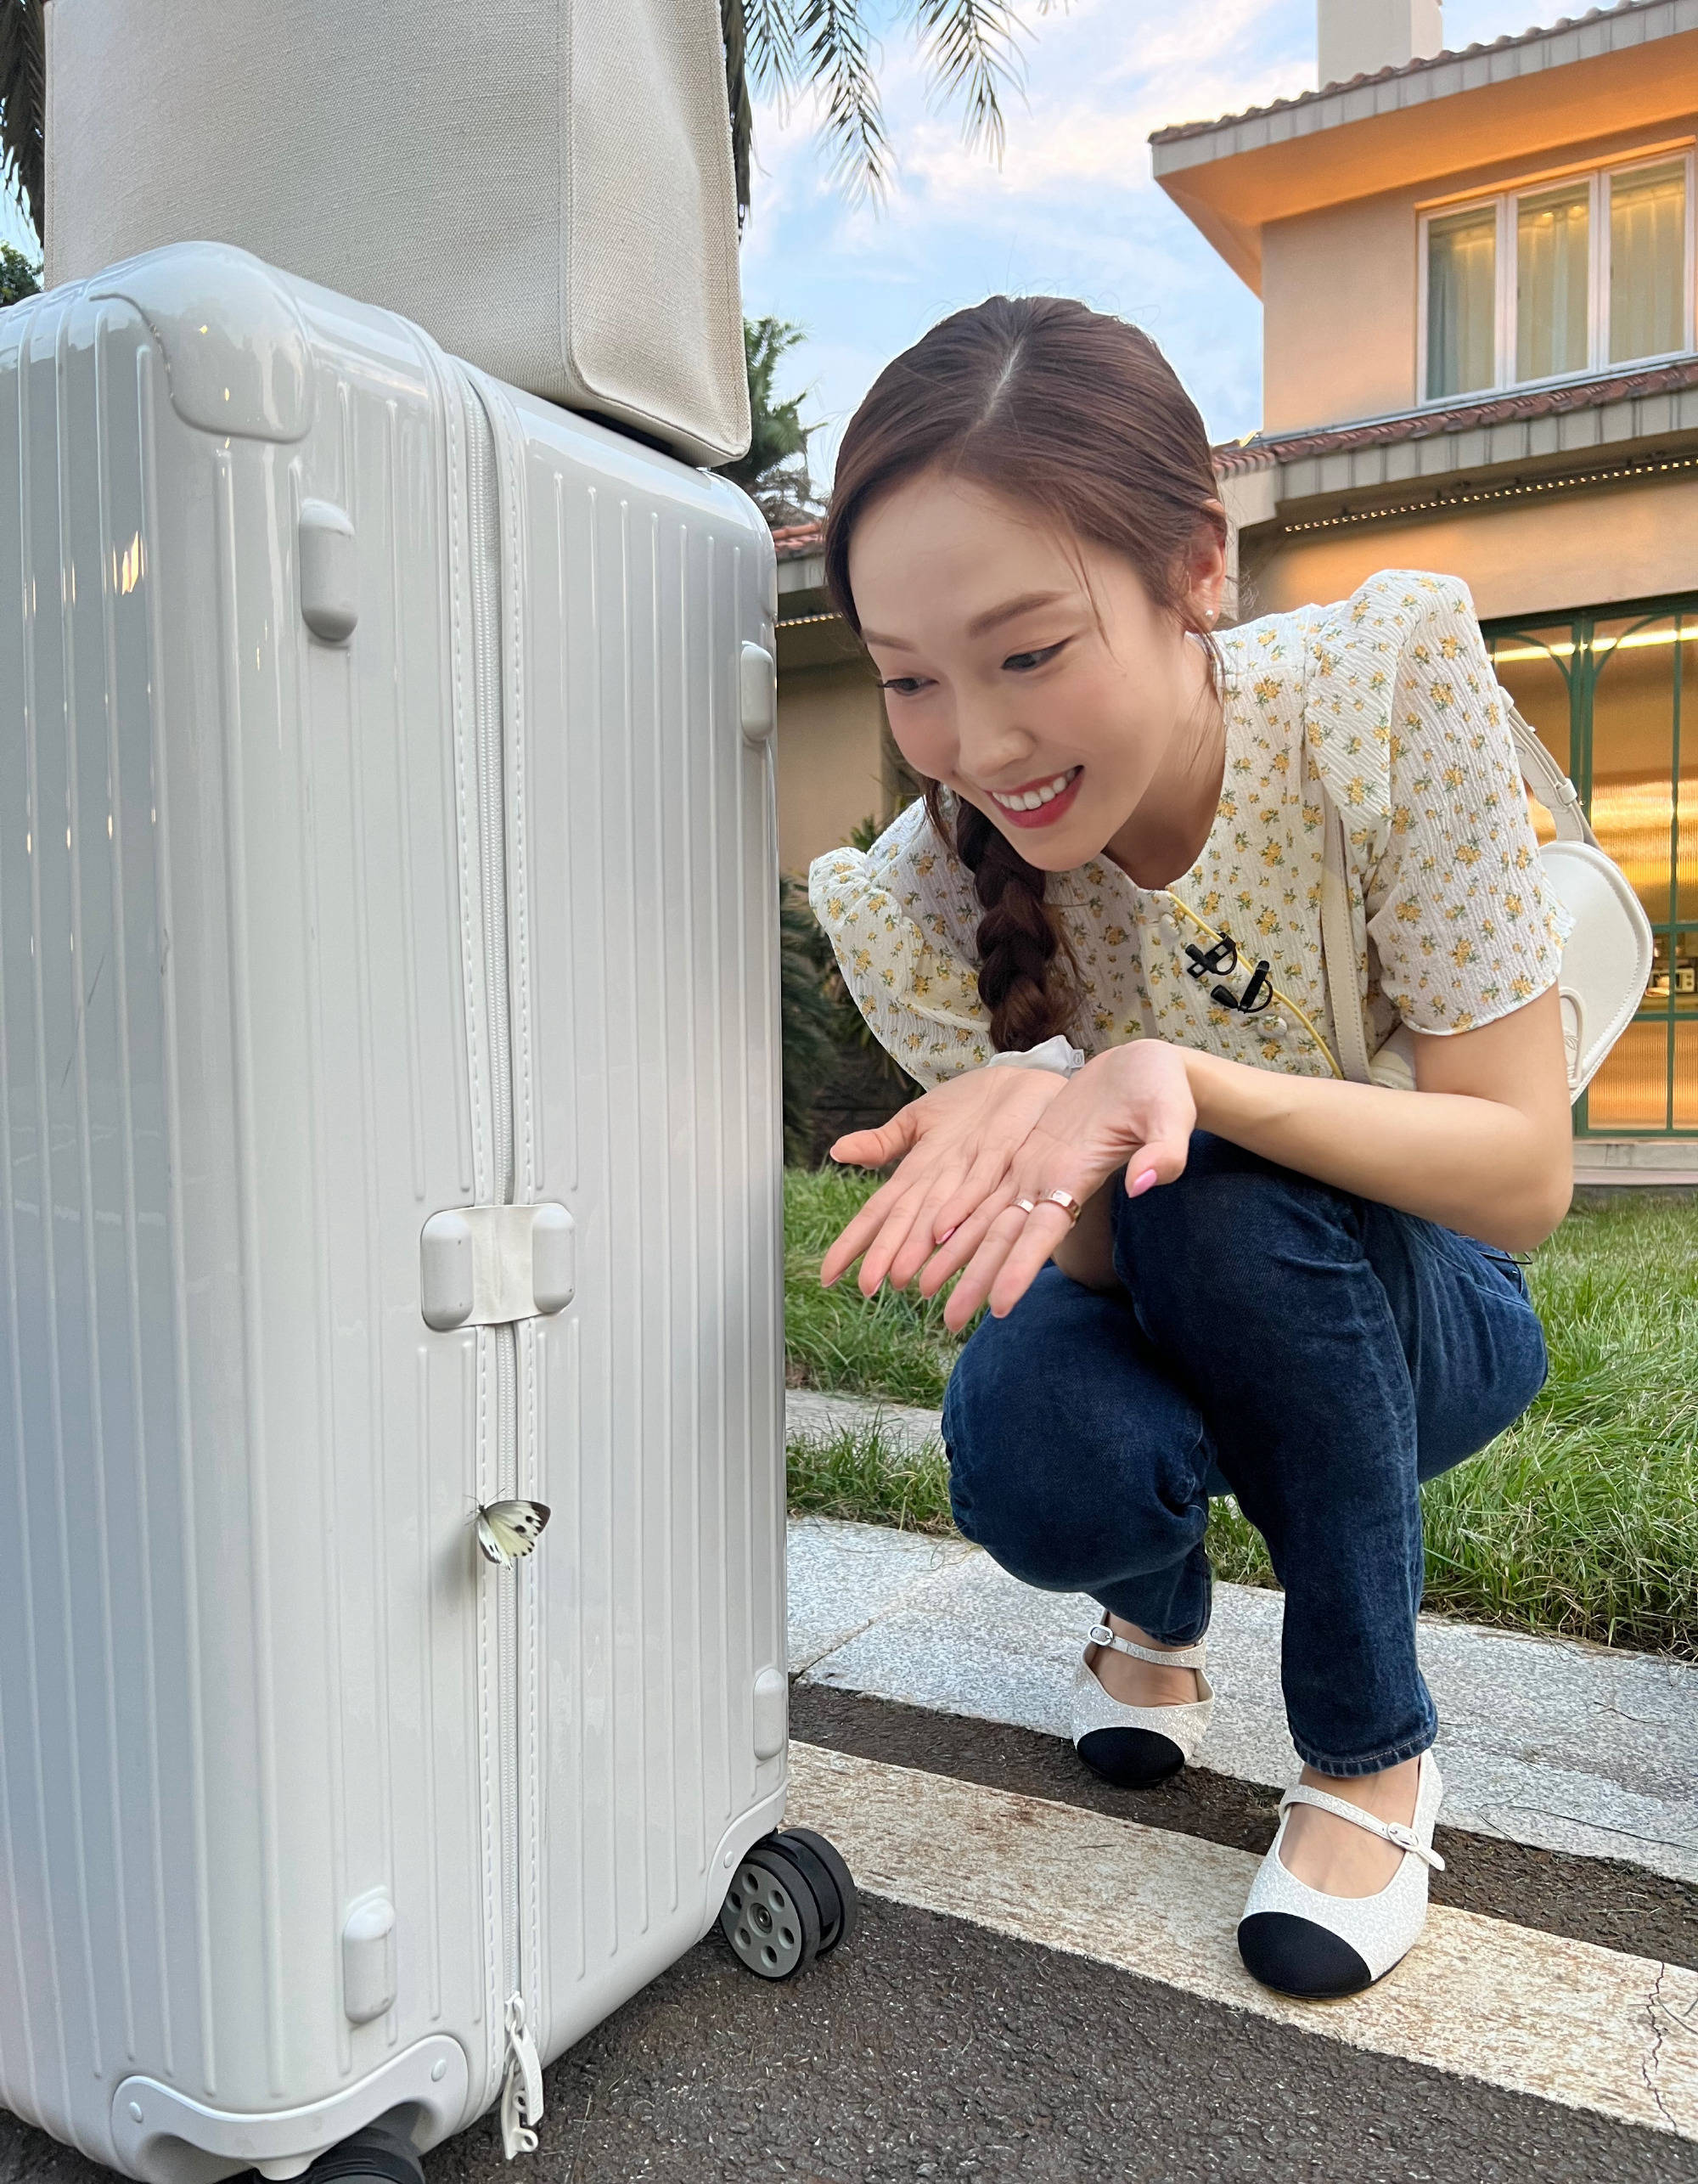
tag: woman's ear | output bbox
[1185,503,1229,628]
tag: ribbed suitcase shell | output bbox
[0,243,786,2183]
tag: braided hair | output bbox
[822,296,1226,1052]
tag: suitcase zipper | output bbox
[463,380,541,2158]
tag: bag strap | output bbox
[1321,797,1374,1086]
[1302,609,1375,1088]
[1504,706,1596,847]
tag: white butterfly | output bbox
[475,1499,552,1568]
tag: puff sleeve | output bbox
[807,804,995,1089]
[1361,575,1574,1034]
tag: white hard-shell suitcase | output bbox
[44,0,751,469]
[0,241,841,2184]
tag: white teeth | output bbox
[992,767,1077,813]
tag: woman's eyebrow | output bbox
[862,589,1075,650]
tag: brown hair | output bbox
[823,296,1227,1052]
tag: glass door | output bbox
[1486,599,1696,1134]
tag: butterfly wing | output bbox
[475,1499,552,1568]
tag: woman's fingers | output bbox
[914,1182,1023,1298]
[855,1170,958,1295]
[941,1202,1043,1336]
[929,1142,1021,1244]
[883,1193,967,1292]
[818,1161,930,1287]
[986,1203,1077,1319]
[1122,1127,1191,1192]
[829,1106,919,1174]
[886,1140,1020,1290]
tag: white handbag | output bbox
[44,0,751,468]
[1320,709,1655,1102]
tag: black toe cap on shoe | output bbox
[1236,1912,1373,1999]
[1075,1725,1185,1789]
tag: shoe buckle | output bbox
[1385,1822,1417,1853]
[1088,1623,1114,1646]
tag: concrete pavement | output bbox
[784,1399,1698,1888]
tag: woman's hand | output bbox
[920,1040,1197,1334]
[819,1065,1069,1297]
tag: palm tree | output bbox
[721,1,1060,226]
[2,3,1057,252]
[0,0,42,251]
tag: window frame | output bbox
[1418,146,1698,405]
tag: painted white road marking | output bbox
[789,1742,1698,2140]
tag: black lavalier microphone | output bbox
[1184,930,1274,1015]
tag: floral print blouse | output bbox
[807,570,1573,1091]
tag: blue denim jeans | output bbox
[940,1131,1550,1776]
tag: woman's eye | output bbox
[880,676,931,697]
[1004,641,1068,673]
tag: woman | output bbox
[807,296,1570,2002]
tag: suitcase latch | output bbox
[419,1203,576,1330]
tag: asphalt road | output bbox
[3,1696,1692,2184]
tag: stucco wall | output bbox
[1240,472,1698,625]
[1263,194,1417,431]
[776,657,889,875]
[1259,110,1698,434]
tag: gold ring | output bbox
[1014,1196,1038,1215]
[1043,1188,1084,1225]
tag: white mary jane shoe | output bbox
[1071,1621,1214,1789]
[1237,1750,1446,2000]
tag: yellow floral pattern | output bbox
[807,570,1572,1089]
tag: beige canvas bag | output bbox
[45,0,751,468]
[1319,709,1654,1102]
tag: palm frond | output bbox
[728,0,1061,220]
[0,0,46,249]
[794,0,889,204]
[744,0,801,93]
[721,0,754,224]
[724,0,807,226]
[908,0,1026,163]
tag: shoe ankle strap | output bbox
[1279,1782,1446,1872]
[1088,1622,1208,1673]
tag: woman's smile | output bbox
[982,763,1084,828]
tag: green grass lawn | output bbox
[784,1168,1698,1658]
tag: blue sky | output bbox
[5,3,1561,458]
[739,1,1578,478]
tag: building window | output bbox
[1486,599,1696,1135]
[1611,160,1688,363]
[1426,205,1497,398]
[1422,149,1696,402]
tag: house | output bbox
[774,0,1698,1167]
[1155,0,1698,1168]
[772,520,895,875]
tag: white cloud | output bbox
[740,1,1310,472]
[736,0,1571,480]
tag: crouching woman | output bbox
[807,295,1571,2001]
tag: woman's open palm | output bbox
[928,1041,1196,1331]
[822,1040,1197,1335]
[819,1064,1068,1297]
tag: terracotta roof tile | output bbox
[1214,355,1698,473]
[772,519,826,560]
[1151,3,1668,148]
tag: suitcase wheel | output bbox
[718,1839,825,1981]
[774,1827,859,1956]
[302,2120,425,2184]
